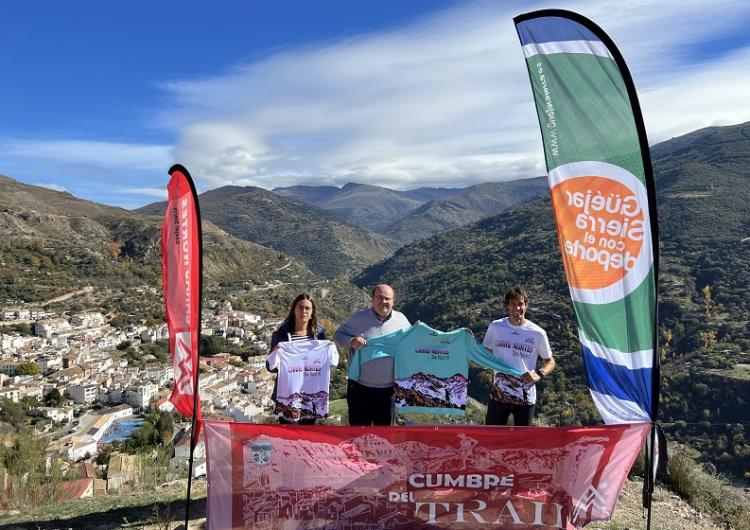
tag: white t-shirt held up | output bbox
[267,340,339,422]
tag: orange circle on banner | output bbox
[550,175,645,291]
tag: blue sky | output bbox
[2,0,750,209]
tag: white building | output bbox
[35,318,72,339]
[155,398,175,412]
[108,403,134,421]
[30,309,49,320]
[38,406,75,423]
[211,379,238,397]
[124,383,158,409]
[146,365,174,386]
[49,335,68,349]
[140,324,168,344]
[18,382,44,401]
[67,384,99,404]
[36,354,64,374]
[0,386,19,402]
[96,335,118,350]
[70,312,106,329]
[59,438,98,462]
[1,334,37,352]
[173,428,205,460]
[241,312,262,325]
[198,372,218,389]
[224,401,264,422]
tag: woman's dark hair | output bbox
[285,293,318,337]
[504,286,529,307]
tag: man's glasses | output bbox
[374,296,393,301]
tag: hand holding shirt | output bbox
[348,323,522,416]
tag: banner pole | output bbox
[184,378,201,529]
[645,423,656,529]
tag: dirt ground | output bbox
[586,479,727,530]
[0,479,733,530]
[139,480,729,530]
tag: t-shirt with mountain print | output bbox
[267,340,339,423]
[348,323,522,416]
[482,318,552,405]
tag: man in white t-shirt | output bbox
[482,286,556,426]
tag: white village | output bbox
[0,292,283,497]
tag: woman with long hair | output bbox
[271,293,324,347]
[267,293,327,424]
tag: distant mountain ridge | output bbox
[274,178,547,242]
[137,184,398,279]
[273,182,461,234]
[274,182,461,207]
[382,178,548,242]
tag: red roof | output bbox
[59,478,93,500]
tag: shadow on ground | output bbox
[0,497,206,530]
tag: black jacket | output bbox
[269,320,327,351]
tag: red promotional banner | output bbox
[162,165,203,440]
[204,421,649,529]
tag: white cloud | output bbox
[33,182,69,193]
[155,0,750,191]
[640,46,750,142]
[2,139,173,173]
[174,122,269,188]
[116,187,168,199]
[6,0,750,207]
[555,0,750,143]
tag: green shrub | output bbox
[665,445,750,529]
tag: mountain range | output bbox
[137,177,547,277]
[272,182,459,234]
[0,175,366,322]
[274,178,548,242]
[137,185,398,279]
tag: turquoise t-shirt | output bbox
[348,323,523,416]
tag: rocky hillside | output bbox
[138,185,398,279]
[0,175,366,322]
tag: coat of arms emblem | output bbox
[250,439,272,466]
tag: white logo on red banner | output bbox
[174,331,194,396]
